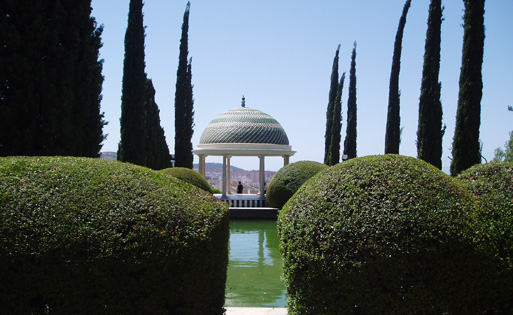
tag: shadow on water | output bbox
[225,220,287,308]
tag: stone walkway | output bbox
[225,307,287,314]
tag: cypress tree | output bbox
[61,0,106,157]
[184,58,195,167]
[43,0,73,156]
[343,42,358,160]
[327,72,345,166]
[174,2,194,169]
[0,0,44,155]
[451,0,486,175]
[417,0,444,169]
[75,1,107,157]
[118,0,146,165]
[385,0,411,154]
[0,0,105,157]
[144,79,172,170]
[324,45,341,165]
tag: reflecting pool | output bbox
[225,220,287,308]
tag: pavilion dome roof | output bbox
[199,102,289,145]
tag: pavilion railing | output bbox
[214,194,268,208]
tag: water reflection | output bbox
[225,220,287,307]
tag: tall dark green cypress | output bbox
[385,0,411,154]
[64,0,106,157]
[327,72,345,166]
[174,2,194,169]
[343,42,358,160]
[1,0,50,155]
[0,0,105,157]
[118,0,146,165]
[324,45,341,165]
[417,0,444,169]
[144,79,172,170]
[185,58,195,165]
[451,0,486,175]
[46,1,74,155]
[76,2,107,157]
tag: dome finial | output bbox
[241,95,246,107]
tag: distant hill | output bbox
[100,154,248,172]
[193,163,247,172]
[100,152,117,160]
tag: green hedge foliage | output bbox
[266,161,328,209]
[0,157,229,314]
[278,155,511,314]
[160,167,212,193]
[458,162,513,273]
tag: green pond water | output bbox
[225,220,287,308]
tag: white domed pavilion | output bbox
[193,97,295,204]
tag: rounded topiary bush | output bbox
[160,167,212,193]
[0,157,229,314]
[266,161,328,209]
[458,162,513,271]
[278,155,509,314]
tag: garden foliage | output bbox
[343,42,358,160]
[0,0,105,157]
[174,2,194,169]
[278,155,511,314]
[266,161,328,209]
[324,45,341,166]
[160,167,212,193]
[118,0,147,166]
[458,162,513,272]
[451,0,486,175]
[0,157,229,314]
[417,0,444,169]
[385,0,411,155]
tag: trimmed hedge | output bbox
[160,167,212,193]
[0,157,229,314]
[458,162,513,271]
[278,155,510,314]
[266,161,328,209]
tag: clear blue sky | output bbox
[91,0,512,173]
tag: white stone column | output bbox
[222,155,227,199]
[283,155,290,167]
[198,154,206,176]
[226,156,232,194]
[259,155,265,199]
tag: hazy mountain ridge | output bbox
[100,152,249,172]
[193,163,247,173]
